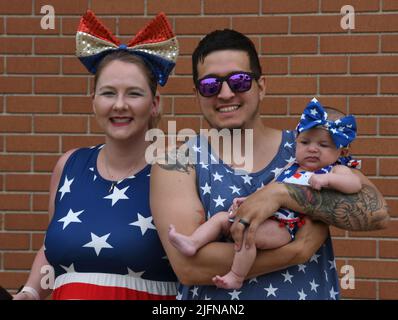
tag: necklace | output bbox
[103,151,135,193]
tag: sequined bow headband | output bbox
[76,10,179,86]
[296,98,357,148]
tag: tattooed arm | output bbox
[231,169,389,249]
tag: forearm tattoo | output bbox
[285,184,389,231]
[158,146,195,174]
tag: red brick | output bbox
[266,77,317,95]
[91,0,144,14]
[5,213,48,231]
[3,252,36,270]
[0,194,30,211]
[204,0,259,14]
[379,240,398,259]
[339,280,376,299]
[322,0,379,12]
[6,96,59,114]
[0,155,31,172]
[321,36,379,54]
[35,77,87,94]
[34,116,88,133]
[386,199,398,217]
[382,35,398,53]
[176,17,230,35]
[291,56,348,74]
[62,136,105,152]
[34,155,59,173]
[32,234,46,250]
[351,56,398,74]
[0,38,32,54]
[0,272,29,290]
[0,233,30,249]
[35,0,89,14]
[380,158,398,176]
[347,260,398,279]
[160,97,172,114]
[260,97,288,115]
[159,77,194,95]
[62,96,92,114]
[350,97,398,115]
[356,117,377,135]
[6,135,59,153]
[33,194,50,212]
[0,116,31,133]
[381,77,398,94]
[371,179,398,197]
[149,0,200,14]
[233,17,288,35]
[7,57,59,74]
[262,117,299,131]
[263,0,317,13]
[349,220,398,238]
[0,0,32,14]
[354,14,398,32]
[35,38,75,55]
[7,17,60,35]
[62,57,89,75]
[175,98,201,115]
[261,57,288,75]
[358,157,377,176]
[320,77,377,94]
[158,117,201,133]
[292,15,344,34]
[330,226,346,237]
[178,37,202,55]
[291,97,347,115]
[333,239,376,258]
[383,0,398,11]
[380,119,398,136]
[0,77,32,94]
[352,138,398,156]
[175,56,192,75]
[380,282,398,300]
[6,174,51,192]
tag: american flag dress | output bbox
[177,131,340,300]
[45,145,178,300]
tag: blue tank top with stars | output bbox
[178,131,340,300]
[44,145,177,282]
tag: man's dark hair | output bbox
[192,29,262,84]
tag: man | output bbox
[150,29,389,300]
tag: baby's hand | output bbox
[228,197,247,218]
[309,174,329,190]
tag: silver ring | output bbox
[238,218,250,228]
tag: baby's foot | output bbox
[212,271,244,289]
[168,224,197,256]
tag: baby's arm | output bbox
[309,165,362,194]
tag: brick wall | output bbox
[0,0,397,299]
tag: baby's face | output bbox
[296,128,342,171]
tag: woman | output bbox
[12,10,179,300]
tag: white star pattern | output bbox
[241,174,253,185]
[127,268,145,278]
[311,97,318,103]
[213,195,226,208]
[264,283,278,297]
[284,142,293,148]
[310,108,318,116]
[212,172,224,182]
[176,292,182,300]
[192,145,201,153]
[285,156,296,163]
[83,232,113,256]
[298,264,307,273]
[310,253,320,263]
[58,209,84,230]
[271,167,284,178]
[61,263,76,273]
[190,286,199,298]
[281,270,294,283]
[201,182,211,195]
[104,185,129,206]
[89,167,97,181]
[200,162,209,170]
[229,185,241,195]
[228,290,241,300]
[58,176,74,200]
[329,286,339,300]
[129,213,156,236]
[249,277,258,284]
[328,259,336,270]
[298,289,307,300]
[309,279,319,292]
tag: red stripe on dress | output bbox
[53,283,176,300]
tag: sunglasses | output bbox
[196,71,259,97]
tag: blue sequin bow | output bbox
[75,10,179,86]
[296,98,357,148]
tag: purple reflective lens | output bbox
[197,72,255,97]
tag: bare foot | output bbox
[212,272,244,289]
[168,224,197,256]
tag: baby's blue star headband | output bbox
[296,98,357,149]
